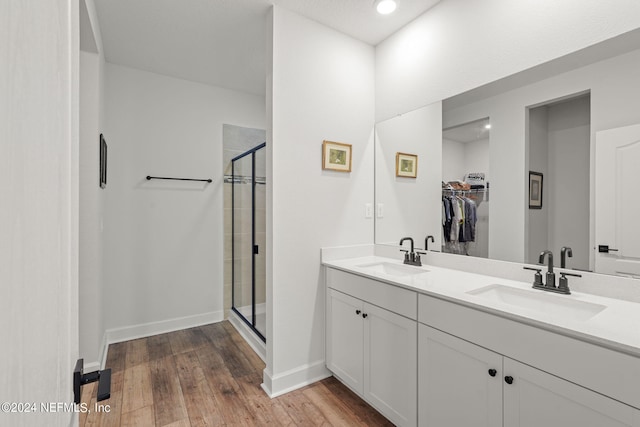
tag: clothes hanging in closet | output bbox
[442,194,477,254]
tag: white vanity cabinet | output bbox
[503,357,640,427]
[419,324,640,427]
[326,268,418,427]
[418,324,502,426]
[418,287,640,427]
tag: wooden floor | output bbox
[80,321,393,426]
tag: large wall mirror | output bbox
[375,28,640,279]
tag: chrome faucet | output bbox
[561,246,572,268]
[399,237,422,266]
[538,250,556,289]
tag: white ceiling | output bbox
[443,118,491,144]
[93,0,441,96]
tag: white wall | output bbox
[527,107,549,263]
[547,97,590,269]
[266,6,375,396]
[79,0,106,371]
[0,0,79,425]
[529,96,590,269]
[80,50,105,370]
[443,47,640,265]
[375,104,442,247]
[442,138,465,182]
[376,0,640,121]
[442,137,490,184]
[103,63,265,337]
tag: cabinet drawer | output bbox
[327,268,417,320]
[419,294,640,410]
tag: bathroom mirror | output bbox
[374,28,640,278]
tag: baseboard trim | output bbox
[228,310,266,362]
[84,361,101,373]
[261,360,331,398]
[104,310,224,348]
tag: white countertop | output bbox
[323,255,640,357]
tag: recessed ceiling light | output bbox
[485,124,492,130]
[376,0,397,15]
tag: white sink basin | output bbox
[356,261,429,277]
[467,284,606,321]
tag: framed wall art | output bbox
[322,140,352,172]
[396,152,418,178]
[529,171,543,209]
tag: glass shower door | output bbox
[231,143,266,342]
[253,147,266,338]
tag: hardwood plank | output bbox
[147,333,174,361]
[199,322,228,342]
[79,381,96,427]
[235,372,295,426]
[301,385,358,426]
[200,323,256,378]
[121,363,154,414]
[320,377,393,426]
[105,341,127,373]
[174,351,224,426]
[150,355,189,426]
[282,389,334,426]
[220,322,266,371]
[168,328,210,355]
[161,418,192,427]
[83,370,124,427]
[125,338,149,369]
[82,396,100,427]
[120,405,155,427]
[302,380,375,427]
[197,350,255,425]
[81,321,392,427]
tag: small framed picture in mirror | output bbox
[322,140,352,172]
[529,171,543,209]
[396,152,418,178]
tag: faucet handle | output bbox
[561,272,582,278]
[523,266,543,287]
[558,272,580,294]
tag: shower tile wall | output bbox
[223,124,266,320]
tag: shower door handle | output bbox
[254,245,259,255]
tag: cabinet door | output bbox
[418,325,502,427]
[326,289,364,394]
[364,303,417,427]
[504,358,639,427]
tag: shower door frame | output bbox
[231,142,266,343]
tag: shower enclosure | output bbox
[231,143,266,342]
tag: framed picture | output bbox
[322,140,352,172]
[99,134,107,189]
[396,152,418,178]
[529,171,543,209]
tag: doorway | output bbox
[526,92,591,270]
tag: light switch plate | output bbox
[365,203,373,218]
[377,203,384,218]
